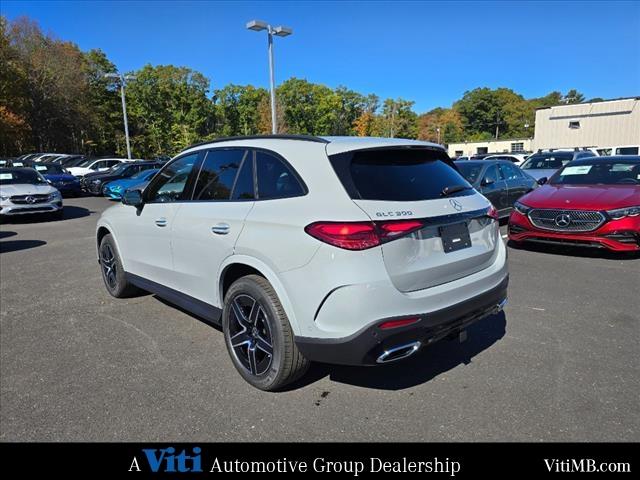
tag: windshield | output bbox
[550,161,640,185]
[0,169,48,185]
[522,152,573,170]
[76,158,95,168]
[455,163,484,183]
[132,168,158,180]
[33,164,66,175]
[110,163,132,175]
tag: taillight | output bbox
[377,220,424,239]
[305,219,424,251]
[487,206,499,221]
[305,222,380,250]
[379,316,421,330]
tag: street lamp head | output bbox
[124,75,137,82]
[273,25,293,37]
[104,73,119,79]
[246,20,268,31]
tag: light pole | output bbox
[246,20,292,134]
[105,72,136,159]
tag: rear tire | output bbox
[222,275,310,391]
[99,233,140,298]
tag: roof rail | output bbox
[180,134,330,153]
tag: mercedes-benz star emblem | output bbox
[26,196,36,204]
[449,199,463,211]
[554,213,571,227]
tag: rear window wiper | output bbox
[441,184,472,197]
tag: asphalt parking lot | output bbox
[1,196,638,442]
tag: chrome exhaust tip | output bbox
[376,341,421,364]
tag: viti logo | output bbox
[129,446,203,473]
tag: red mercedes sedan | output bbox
[508,156,640,252]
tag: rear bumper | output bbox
[508,211,640,252]
[295,275,508,366]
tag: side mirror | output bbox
[537,177,548,185]
[482,177,495,186]
[122,189,144,208]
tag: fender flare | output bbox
[217,254,301,334]
[95,221,128,271]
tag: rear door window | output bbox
[255,151,305,200]
[334,149,471,201]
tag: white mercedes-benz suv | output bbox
[96,136,508,390]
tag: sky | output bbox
[2,0,639,113]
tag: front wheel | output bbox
[222,275,310,391]
[99,233,140,298]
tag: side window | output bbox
[499,162,521,179]
[145,153,198,203]
[255,151,304,200]
[231,155,255,200]
[483,164,502,184]
[192,149,246,201]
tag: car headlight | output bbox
[606,206,640,220]
[48,191,62,201]
[514,201,532,215]
[92,179,102,185]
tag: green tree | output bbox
[563,89,585,104]
[125,64,215,156]
[213,84,268,137]
[372,98,417,138]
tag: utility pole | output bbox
[105,72,136,159]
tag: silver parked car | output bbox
[0,168,64,220]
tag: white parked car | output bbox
[96,136,509,390]
[0,167,63,219]
[67,158,129,177]
[596,145,639,156]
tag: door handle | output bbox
[155,217,168,227]
[211,223,230,235]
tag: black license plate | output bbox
[439,222,472,253]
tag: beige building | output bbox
[447,138,532,157]
[532,97,640,151]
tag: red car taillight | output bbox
[487,205,499,221]
[305,220,424,251]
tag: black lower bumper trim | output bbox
[295,275,509,366]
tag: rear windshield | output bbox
[521,152,573,170]
[331,149,472,201]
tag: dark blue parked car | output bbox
[33,163,82,197]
